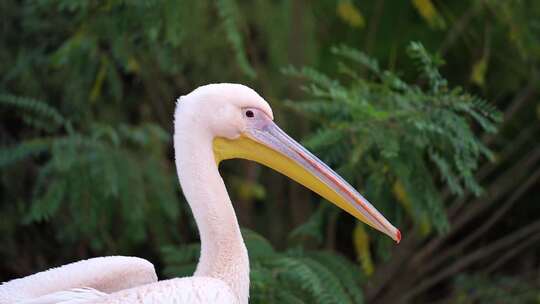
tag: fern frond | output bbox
[0,138,51,167]
[302,257,352,303]
[308,252,365,303]
[215,0,256,78]
[242,228,277,259]
[268,256,330,303]
[406,41,447,93]
[161,244,200,277]
[288,204,329,245]
[332,45,380,75]
[0,94,65,130]
[286,41,499,241]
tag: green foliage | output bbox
[289,203,334,245]
[0,94,65,131]
[216,0,256,78]
[285,42,501,236]
[1,0,260,125]
[162,229,366,304]
[0,96,181,251]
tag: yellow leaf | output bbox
[393,180,432,236]
[508,24,527,57]
[471,57,488,87]
[337,1,365,29]
[412,0,446,30]
[393,180,412,212]
[127,56,140,73]
[419,214,432,236]
[90,57,108,103]
[232,177,266,201]
[353,224,374,276]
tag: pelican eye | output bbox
[245,110,254,118]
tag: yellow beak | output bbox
[213,115,400,243]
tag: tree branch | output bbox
[403,220,540,301]
[485,229,540,274]
[415,166,540,277]
[446,123,539,219]
[411,147,540,267]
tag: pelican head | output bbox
[176,83,400,242]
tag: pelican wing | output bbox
[25,277,237,304]
[17,288,106,304]
[0,256,157,304]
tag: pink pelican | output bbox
[0,84,400,304]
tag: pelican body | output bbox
[0,84,400,304]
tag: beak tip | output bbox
[395,229,401,244]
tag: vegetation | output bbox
[1,1,538,303]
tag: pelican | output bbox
[0,84,400,304]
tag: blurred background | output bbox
[1,0,539,303]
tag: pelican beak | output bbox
[213,111,401,243]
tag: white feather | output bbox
[17,288,106,304]
[90,277,238,304]
[0,256,157,304]
[14,278,238,304]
